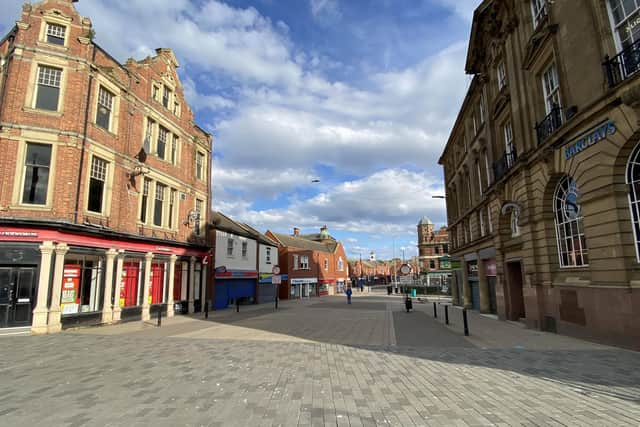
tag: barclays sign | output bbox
[564,120,616,160]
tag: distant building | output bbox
[417,217,451,287]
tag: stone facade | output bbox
[417,217,451,287]
[439,0,640,349]
[0,0,211,332]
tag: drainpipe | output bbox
[73,43,97,224]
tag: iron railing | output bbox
[535,104,563,145]
[493,145,518,181]
[604,39,640,87]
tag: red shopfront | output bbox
[0,226,208,330]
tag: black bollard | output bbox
[157,307,162,327]
[236,299,240,313]
[275,296,278,310]
[433,301,437,319]
[462,308,469,336]
[205,300,209,319]
[445,305,449,325]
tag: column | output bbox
[461,258,472,309]
[188,256,196,313]
[167,255,177,317]
[478,257,490,313]
[450,271,460,306]
[31,241,55,334]
[47,243,69,333]
[101,249,118,323]
[112,251,124,322]
[141,252,153,321]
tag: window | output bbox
[293,254,299,270]
[227,238,234,257]
[479,93,485,124]
[196,152,205,180]
[504,121,515,168]
[542,62,561,114]
[435,246,440,255]
[174,101,180,116]
[443,244,449,253]
[152,85,159,101]
[22,143,52,205]
[627,143,640,260]
[171,135,178,165]
[476,160,483,195]
[140,178,151,223]
[554,176,588,267]
[163,86,171,108]
[300,255,309,269]
[511,210,521,237]
[324,258,329,270]
[242,241,248,258]
[169,189,177,229]
[195,199,203,235]
[480,210,485,237]
[46,23,66,45]
[429,260,436,269]
[88,156,107,213]
[531,0,548,29]
[143,119,154,153]
[153,183,166,226]
[487,206,494,233]
[266,247,272,264]
[36,65,62,111]
[338,257,344,271]
[466,173,472,206]
[484,151,492,185]
[96,86,114,131]
[60,255,104,315]
[608,0,640,49]
[157,126,168,160]
[497,61,507,90]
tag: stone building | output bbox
[417,217,451,288]
[0,0,212,332]
[439,0,640,349]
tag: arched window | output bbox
[554,176,588,267]
[626,144,640,261]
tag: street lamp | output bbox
[432,195,445,199]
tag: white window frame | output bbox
[96,86,114,132]
[338,257,344,271]
[542,62,561,114]
[487,206,494,233]
[531,0,548,29]
[479,210,485,237]
[35,65,62,112]
[484,151,492,185]
[476,160,483,196]
[607,0,640,51]
[626,143,640,261]
[242,241,248,258]
[87,156,108,214]
[479,92,485,124]
[554,176,589,267]
[504,121,515,168]
[300,255,309,270]
[45,22,67,46]
[196,151,206,181]
[497,61,507,90]
[293,254,299,270]
[227,238,234,257]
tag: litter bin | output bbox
[411,289,417,297]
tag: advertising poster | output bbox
[61,264,81,314]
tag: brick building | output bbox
[417,217,451,288]
[266,227,349,298]
[439,0,640,348]
[0,0,211,332]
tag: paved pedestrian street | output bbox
[1,295,639,427]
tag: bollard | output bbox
[157,307,162,327]
[433,301,437,319]
[275,296,278,310]
[205,300,209,319]
[462,308,469,336]
[445,305,449,325]
[236,299,240,313]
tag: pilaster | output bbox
[31,241,55,334]
[188,256,196,313]
[112,251,124,322]
[141,252,154,321]
[101,249,118,323]
[167,255,177,317]
[47,243,69,333]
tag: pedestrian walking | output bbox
[346,286,352,304]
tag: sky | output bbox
[1,0,479,260]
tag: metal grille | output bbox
[90,157,107,181]
[38,66,62,88]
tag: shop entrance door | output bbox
[506,261,525,321]
[0,266,37,328]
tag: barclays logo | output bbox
[564,121,616,160]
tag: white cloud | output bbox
[310,0,342,24]
[433,0,479,22]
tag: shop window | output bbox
[35,65,62,111]
[173,265,183,302]
[21,142,52,205]
[120,261,142,307]
[626,143,640,261]
[60,254,105,315]
[227,238,234,257]
[149,262,166,305]
[154,182,166,227]
[608,0,640,49]
[554,176,589,267]
[242,241,248,258]
[46,23,66,45]
[157,126,168,160]
[140,178,151,223]
[96,86,114,131]
[87,156,108,214]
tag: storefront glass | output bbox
[150,261,167,305]
[120,259,143,307]
[61,254,105,315]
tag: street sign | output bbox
[272,265,280,275]
[400,264,412,275]
[272,275,281,285]
[399,276,413,284]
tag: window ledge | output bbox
[23,107,63,117]
[93,123,118,138]
[9,204,52,211]
[35,41,69,51]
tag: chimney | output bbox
[320,225,327,232]
[293,227,300,236]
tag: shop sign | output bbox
[155,246,173,252]
[291,278,317,284]
[485,259,497,277]
[564,120,616,160]
[61,265,81,315]
[0,231,38,238]
[272,275,281,285]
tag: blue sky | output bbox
[1,0,479,260]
